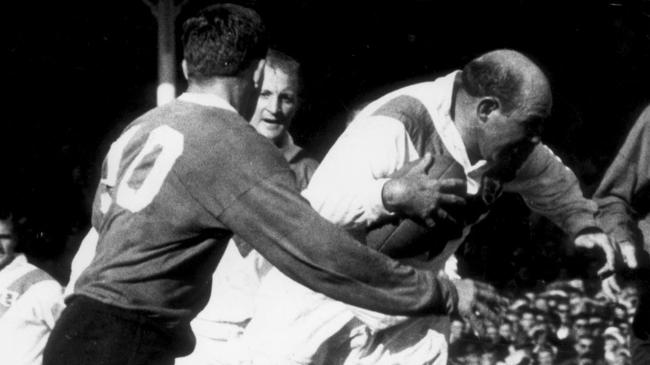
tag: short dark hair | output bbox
[461,55,523,114]
[182,3,268,81]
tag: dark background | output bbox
[3,0,649,287]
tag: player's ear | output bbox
[181,59,189,81]
[252,59,266,90]
[477,97,499,124]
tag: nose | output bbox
[265,94,280,115]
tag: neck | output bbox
[187,77,249,117]
[452,78,481,164]
[273,132,293,152]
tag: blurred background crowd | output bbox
[448,278,639,364]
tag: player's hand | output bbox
[574,232,624,300]
[451,278,509,337]
[599,238,646,301]
[574,232,621,278]
[382,153,466,227]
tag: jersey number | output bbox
[100,125,184,213]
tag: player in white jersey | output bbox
[240,49,621,365]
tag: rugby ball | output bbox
[365,155,467,268]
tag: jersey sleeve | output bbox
[0,279,64,365]
[593,106,650,245]
[302,116,419,231]
[20,280,65,330]
[218,169,457,316]
[504,143,598,238]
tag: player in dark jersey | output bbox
[43,4,492,365]
[594,105,650,365]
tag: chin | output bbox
[255,128,277,140]
[261,125,284,137]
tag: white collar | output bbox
[406,71,487,194]
[178,92,237,113]
[0,254,27,274]
[278,133,301,160]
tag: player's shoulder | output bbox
[120,101,255,155]
[127,100,241,136]
[21,260,59,286]
[2,257,61,295]
[360,84,436,137]
[118,100,290,184]
[175,103,287,170]
[372,94,428,118]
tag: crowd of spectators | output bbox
[449,278,638,365]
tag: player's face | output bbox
[478,105,544,167]
[0,220,16,268]
[250,66,299,145]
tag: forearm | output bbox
[597,198,643,244]
[347,274,457,331]
[506,144,598,237]
[594,107,650,244]
[221,172,457,316]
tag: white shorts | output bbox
[240,268,450,365]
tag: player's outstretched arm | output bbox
[504,143,599,236]
[220,170,459,316]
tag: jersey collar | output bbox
[407,72,488,194]
[178,93,238,114]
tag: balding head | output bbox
[462,49,552,117]
[455,49,553,168]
